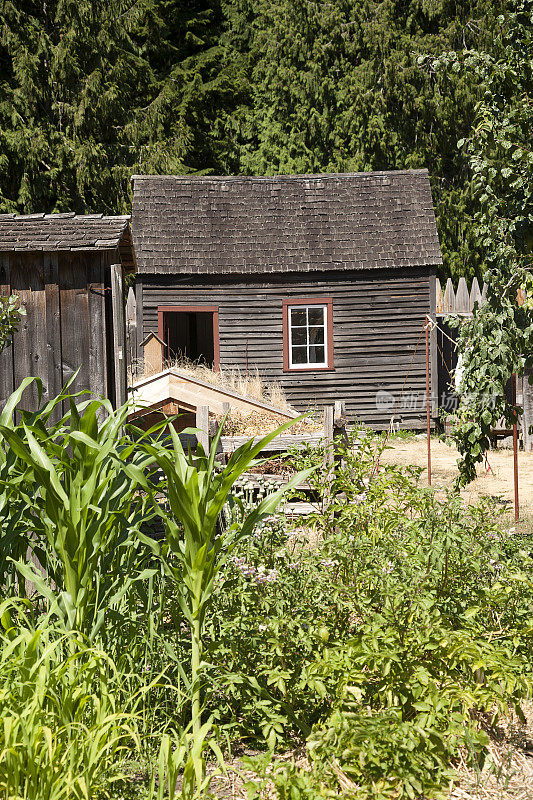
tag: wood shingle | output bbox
[132,170,442,275]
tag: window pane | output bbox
[291,326,307,345]
[309,345,325,364]
[291,346,307,365]
[290,308,306,326]
[307,307,324,326]
[308,325,324,345]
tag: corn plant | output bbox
[149,723,217,800]
[0,376,84,597]
[0,390,157,640]
[0,599,138,800]
[138,418,314,787]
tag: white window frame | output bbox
[287,303,328,370]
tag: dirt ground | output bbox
[379,435,533,520]
[207,703,533,800]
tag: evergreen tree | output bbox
[223,0,503,279]
[0,0,241,213]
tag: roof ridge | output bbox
[0,212,131,222]
[132,169,429,183]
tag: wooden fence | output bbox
[436,277,486,315]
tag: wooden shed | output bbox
[0,213,135,410]
[132,171,442,428]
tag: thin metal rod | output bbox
[512,372,519,522]
[425,316,432,486]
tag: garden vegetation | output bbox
[0,377,531,798]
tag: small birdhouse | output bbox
[140,332,165,377]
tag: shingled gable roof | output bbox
[131,170,442,276]
[0,213,135,269]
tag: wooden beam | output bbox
[111,263,126,408]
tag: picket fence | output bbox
[435,277,487,315]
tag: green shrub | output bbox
[210,430,533,797]
[0,384,531,799]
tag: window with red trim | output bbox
[282,298,333,371]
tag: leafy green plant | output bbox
[0,294,25,352]
[429,1,533,484]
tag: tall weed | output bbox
[0,600,138,800]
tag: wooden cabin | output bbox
[132,171,442,428]
[0,213,135,410]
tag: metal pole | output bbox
[512,372,519,521]
[425,316,432,486]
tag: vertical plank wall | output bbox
[0,250,115,411]
[0,255,13,406]
[10,252,48,410]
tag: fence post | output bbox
[334,400,348,449]
[323,405,334,466]
[126,286,137,380]
[523,371,533,452]
[196,405,210,454]
[323,405,334,505]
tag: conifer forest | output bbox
[0,0,511,279]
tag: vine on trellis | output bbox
[421,1,533,485]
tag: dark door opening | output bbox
[162,310,215,367]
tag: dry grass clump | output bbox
[206,704,533,800]
[167,358,293,412]
[216,408,322,438]
[451,702,533,800]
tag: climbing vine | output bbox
[428,0,533,485]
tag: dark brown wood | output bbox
[139,267,433,429]
[111,263,127,407]
[11,252,47,411]
[58,252,91,399]
[157,305,220,370]
[0,230,133,415]
[44,253,63,414]
[0,254,14,406]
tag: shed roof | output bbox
[131,170,442,275]
[0,213,135,269]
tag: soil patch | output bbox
[380,436,533,516]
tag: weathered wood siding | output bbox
[0,250,119,411]
[138,267,436,428]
